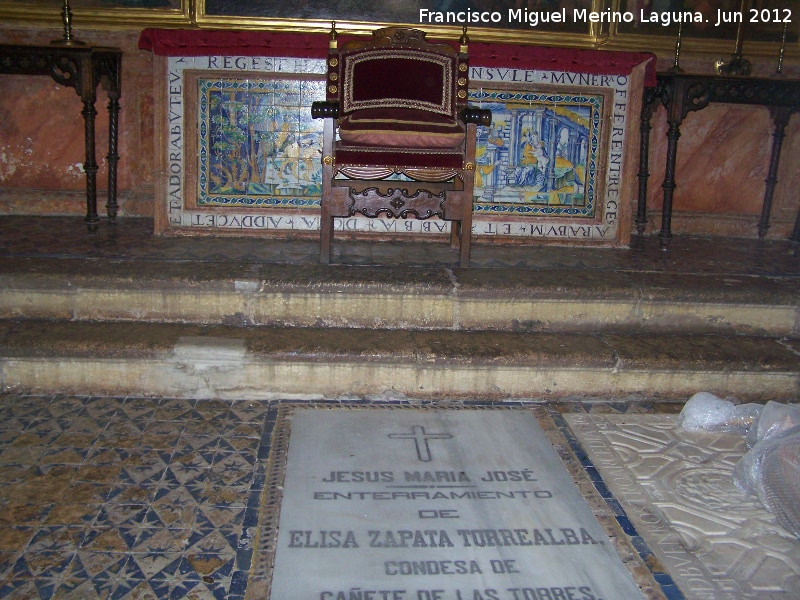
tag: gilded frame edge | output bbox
[190,17,797,64]
[0,0,191,28]
[192,0,600,47]
[0,0,793,61]
[193,18,598,49]
[602,31,799,61]
[600,0,799,59]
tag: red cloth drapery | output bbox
[469,42,655,86]
[138,29,656,86]
[138,29,328,60]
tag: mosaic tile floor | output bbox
[0,394,279,599]
[2,394,799,600]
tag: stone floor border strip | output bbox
[549,406,685,600]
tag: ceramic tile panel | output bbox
[472,89,601,218]
[159,53,643,244]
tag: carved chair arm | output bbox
[460,107,492,126]
[311,101,340,119]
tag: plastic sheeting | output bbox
[678,393,800,539]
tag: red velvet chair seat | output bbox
[334,143,465,170]
[342,52,455,115]
[338,108,466,149]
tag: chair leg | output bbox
[320,230,331,264]
[459,213,473,268]
[320,202,333,264]
[450,220,460,249]
[318,118,335,265]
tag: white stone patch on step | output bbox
[234,280,260,293]
[269,409,645,599]
[565,413,800,599]
[172,336,247,367]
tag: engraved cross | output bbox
[388,425,452,462]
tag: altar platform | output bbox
[0,215,798,402]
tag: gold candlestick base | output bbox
[714,54,752,76]
[715,0,751,76]
[50,38,87,47]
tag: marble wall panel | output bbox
[640,56,800,237]
[0,27,155,216]
[0,74,90,191]
[647,105,775,215]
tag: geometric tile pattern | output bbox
[565,413,800,599]
[0,394,277,600]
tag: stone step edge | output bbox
[1,321,798,401]
[2,286,798,335]
[2,356,797,402]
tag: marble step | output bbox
[1,257,798,335]
[1,319,797,401]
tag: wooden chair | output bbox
[311,25,491,267]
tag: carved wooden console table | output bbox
[0,44,122,231]
[636,71,800,248]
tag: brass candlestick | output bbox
[714,0,751,75]
[51,0,86,47]
[670,20,684,72]
[776,21,788,75]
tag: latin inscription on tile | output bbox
[269,409,644,599]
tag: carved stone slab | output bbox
[565,413,800,599]
[269,408,644,599]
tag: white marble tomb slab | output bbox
[565,413,800,599]
[269,409,644,600]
